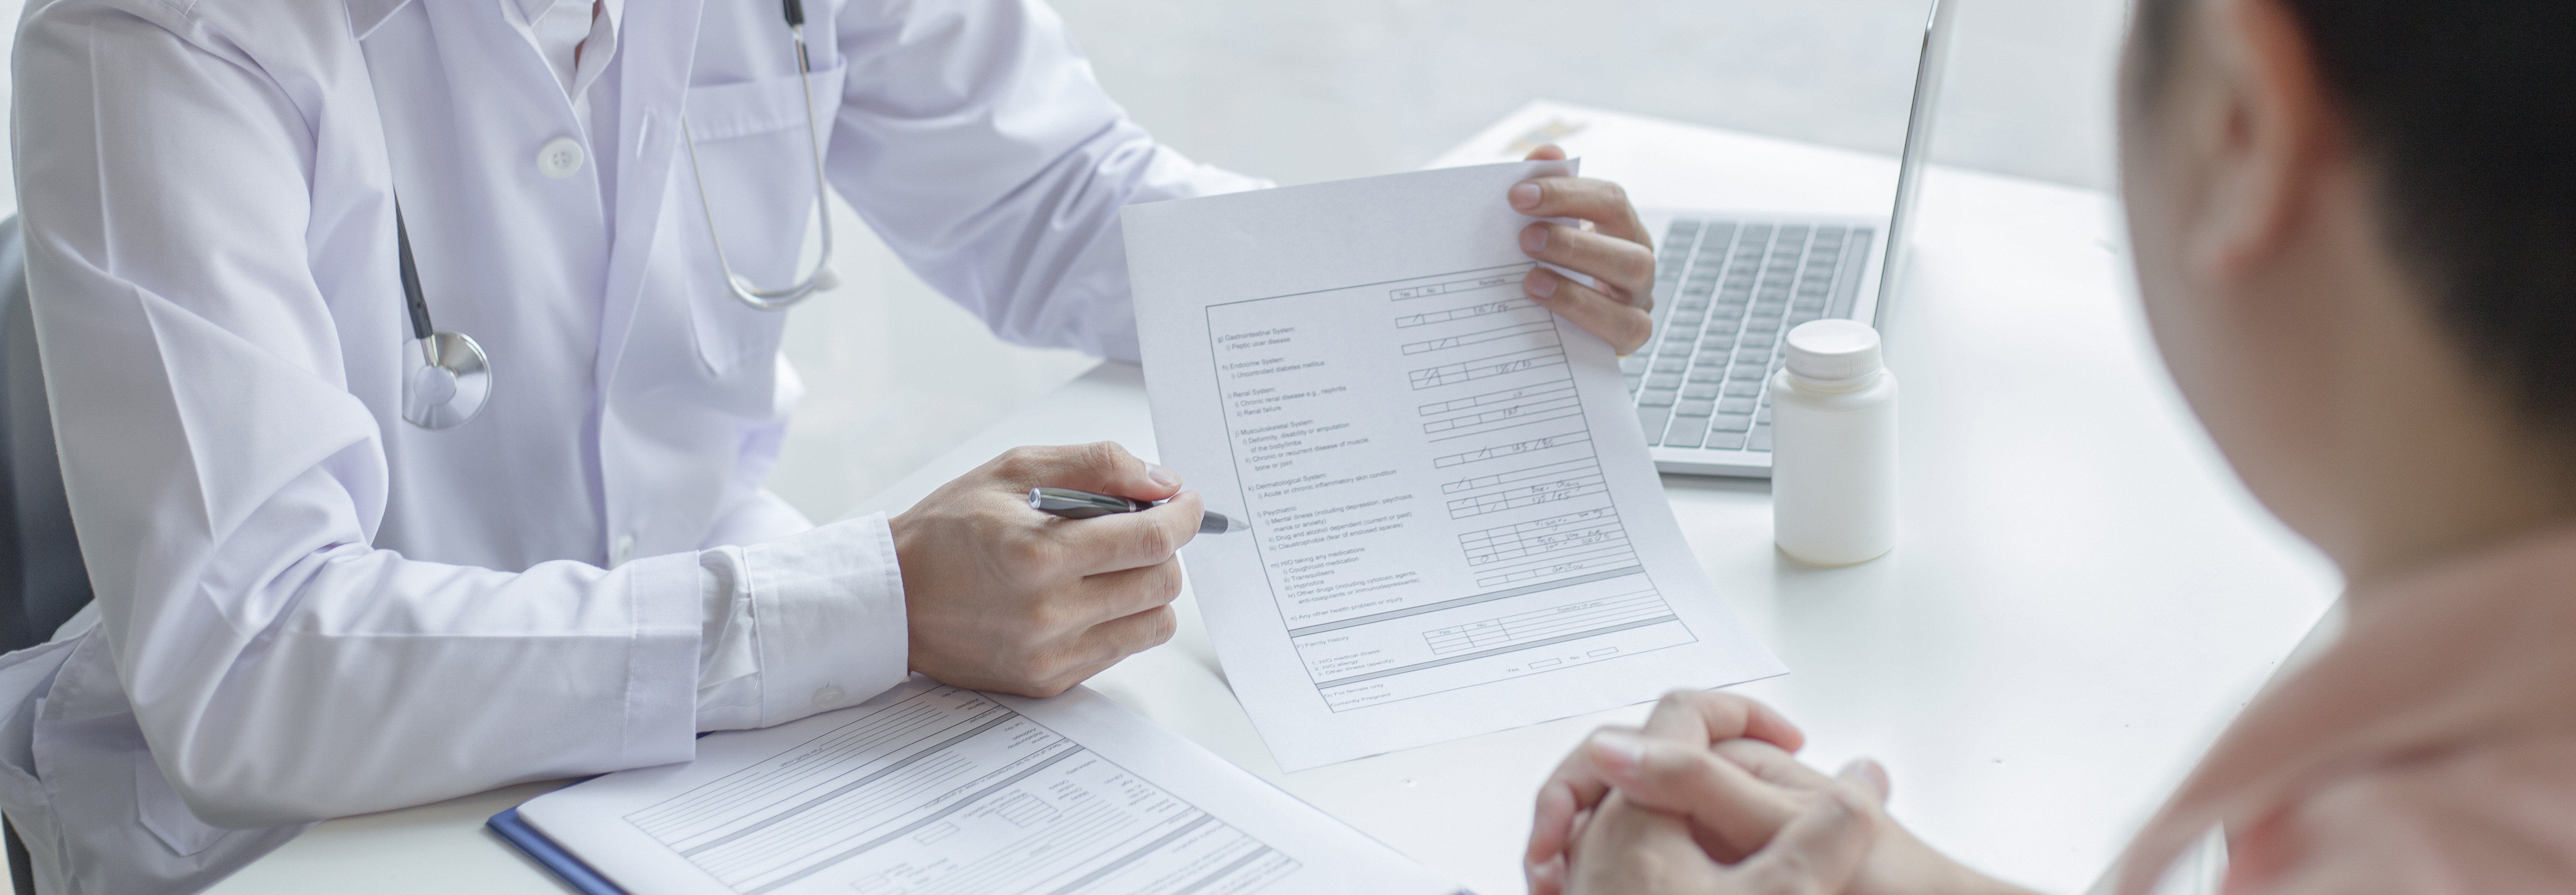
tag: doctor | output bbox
[0,0,1659,891]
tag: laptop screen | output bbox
[1876,0,1959,325]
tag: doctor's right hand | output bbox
[890,442,1202,698]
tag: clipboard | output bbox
[488,806,630,895]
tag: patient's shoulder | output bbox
[2240,735,2576,894]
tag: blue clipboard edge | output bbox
[490,802,1478,895]
[488,805,632,895]
[481,732,1475,895]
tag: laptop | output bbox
[1627,0,1956,477]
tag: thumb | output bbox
[1016,442,1182,501]
[1837,758,1892,805]
[1730,777,1880,895]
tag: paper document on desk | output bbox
[515,678,1455,895]
[1123,160,1786,771]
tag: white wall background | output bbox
[0,0,2133,522]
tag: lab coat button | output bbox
[812,684,845,707]
[611,534,635,566]
[536,138,585,179]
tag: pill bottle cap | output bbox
[1784,319,1885,382]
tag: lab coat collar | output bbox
[592,0,706,392]
[345,0,414,40]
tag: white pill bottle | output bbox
[1770,319,1898,565]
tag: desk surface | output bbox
[209,102,2338,895]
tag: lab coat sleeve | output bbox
[694,514,909,732]
[11,5,705,827]
[685,349,907,732]
[824,0,1271,363]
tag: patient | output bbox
[1524,0,2576,892]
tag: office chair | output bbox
[0,214,94,895]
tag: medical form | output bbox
[515,679,1454,895]
[1124,161,1785,771]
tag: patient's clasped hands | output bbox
[1530,692,2027,895]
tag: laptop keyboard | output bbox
[1622,219,1876,452]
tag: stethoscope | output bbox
[400,0,838,430]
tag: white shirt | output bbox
[0,0,1266,891]
[514,0,620,99]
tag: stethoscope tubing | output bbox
[678,14,840,311]
[394,0,836,429]
[394,207,440,366]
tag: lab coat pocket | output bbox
[680,64,848,375]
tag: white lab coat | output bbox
[0,0,1263,891]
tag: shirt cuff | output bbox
[691,513,909,732]
[622,551,708,767]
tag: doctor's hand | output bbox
[890,442,1201,698]
[1515,145,1658,356]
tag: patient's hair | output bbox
[2133,0,2576,433]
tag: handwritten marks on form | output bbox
[1124,161,1785,770]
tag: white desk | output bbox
[208,103,2338,895]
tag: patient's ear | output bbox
[2116,0,2369,564]
[2188,0,2344,285]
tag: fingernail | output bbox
[1528,857,1562,888]
[1526,269,1558,299]
[1511,182,1542,210]
[1590,731,1646,774]
[1146,463,1181,488]
[1520,224,1549,254]
[1838,757,1892,802]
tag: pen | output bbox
[1028,487,1243,534]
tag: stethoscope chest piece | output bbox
[391,205,493,430]
[401,332,492,430]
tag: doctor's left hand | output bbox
[1515,144,1658,356]
[890,442,1200,698]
